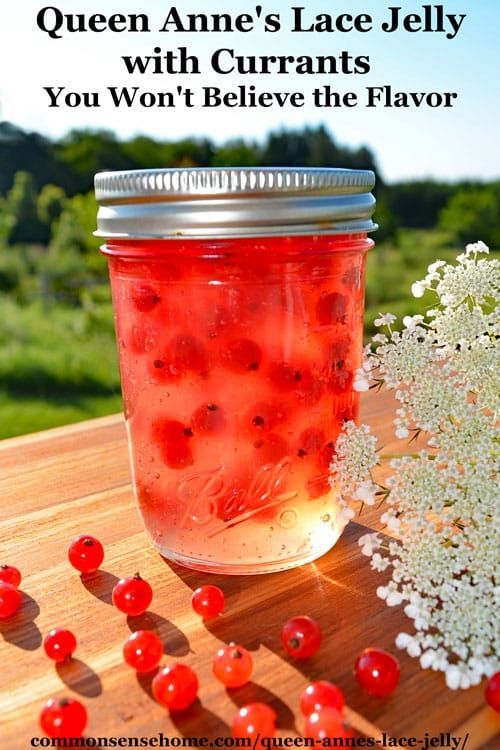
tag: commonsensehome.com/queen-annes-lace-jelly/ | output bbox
[94,167,377,574]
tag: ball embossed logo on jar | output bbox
[177,458,296,531]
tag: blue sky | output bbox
[0,0,498,182]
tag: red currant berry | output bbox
[213,644,253,688]
[112,573,153,616]
[232,703,276,742]
[40,697,88,738]
[296,368,324,405]
[150,353,184,383]
[0,582,22,619]
[222,339,262,373]
[318,442,336,469]
[153,419,194,469]
[245,400,288,435]
[298,428,325,457]
[191,585,225,619]
[305,707,353,741]
[172,334,207,372]
[160,441,193,469]
[152,418,191,443]
[300,681,345,716]
[306,474,331,500]
[281,616,322,659]
[316,292,348,325]
[485,671,500,713]
[132,284,161,313]
[268,361,302,392]
[191,404,227,434]
[123,630,163,673]
[0,564,21,589]
[152,663,199,711]
[355,648,400,697]
[68,535,104,574]
[328,363,353,395]
[253,433,289,464]
[43,628,77,662]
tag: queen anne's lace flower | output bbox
[330,244,499,689]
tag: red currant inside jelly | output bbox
[316,292,348,325]
[298,427,325,457]
[328,362,353,394]
[222,339,262,373]
[149,352,184,383]
[245,400,288,435]
[132,284,161,313]
[253,434,289,464]
[318,442,336,469]
[268,361,302,392]
[171,334,207,373]
[191,404,227,435]
[152,419,194,469]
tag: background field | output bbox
[1,121,499,439]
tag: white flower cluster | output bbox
[331,243,499,690]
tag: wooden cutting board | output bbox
[0,390,498,748]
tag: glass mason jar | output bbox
[94,168,376,574]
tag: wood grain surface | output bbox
[0,391,498,749]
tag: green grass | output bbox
[0,294,122,438]
[0,392,124,439]
[364,227,460,328]
[0,229,476,439]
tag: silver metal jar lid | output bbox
[94,167,377,239]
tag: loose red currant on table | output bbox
[112,573,153,616]
[281,616,322,659]
[300,681,345,716]
[123,630,163,673]
[40,697,88,738]
[44,628,77,662]
[191,585,225,619]
[213,643,253,688]
[222,338,262,373]
[0,564,22,589]
[485,671,500,713]
[152,663,199,711]
[68,535,104,574]
[355,648,400,698]
[232,703,276,741]
[191,403,227,435]
[305,707,353,741]
[0,582,22,619]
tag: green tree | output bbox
[212,139,260,167]
[6,171,46,245]
[55,129,134,194]
[38,184,67,226]
[439,187,500,248]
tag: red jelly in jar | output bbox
[95,168,376,574]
